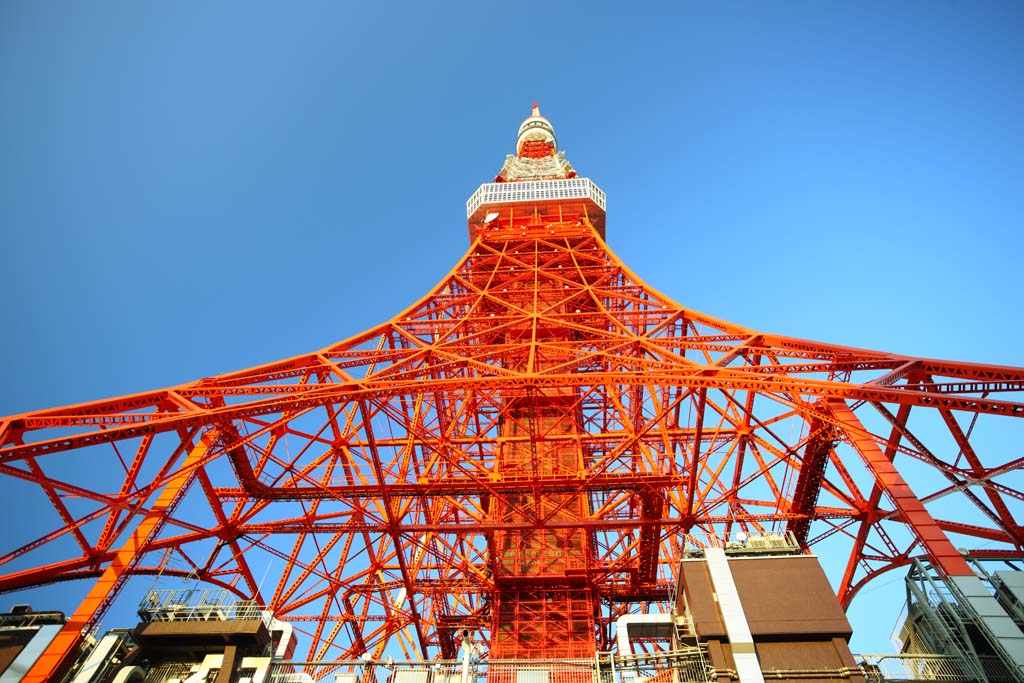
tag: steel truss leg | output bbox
[827,399,974,579]
[23,430,218,683]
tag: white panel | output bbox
[70,632,124,683]
[734,654,764,683]
[995,571,1024,607]
[0,625,63,683]
[704,549,764,683]
[393,670,430,683]
[951,575,1024,678]
[516,669,550,683]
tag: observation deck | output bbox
[466,178,607,240]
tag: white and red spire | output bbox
[515,101,557,158]
[467,103,606,240]
[495,102,577,182]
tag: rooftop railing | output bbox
[856,654,979,683]
[265,651,711,683]
[137,588,265,624]
[466,178,606,219]
[257,651,993,683]
[683,530,801,556]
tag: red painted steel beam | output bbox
[24,430,219,683]
[216,474,684,499]
[934,402,1023,544]
[836,400,914,602]
[4,366,1023,460]
[828,399,974,579]
[786,418,836,546]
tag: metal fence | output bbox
[266,660,598,683]
[77,651,1014,683]
[142,662,202,683]
[466,178,607,218]
[261,651,1011,683]
[106,647,1009,683]
[137,588,265,623]
[266,651,711,683]
[856,654,977,682]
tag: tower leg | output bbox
[827,400,974,579]
[23,430,218,683]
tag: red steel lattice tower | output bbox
[2,104,1023,680]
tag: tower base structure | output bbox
[8,548,1024,683]
[2,104,1022,682]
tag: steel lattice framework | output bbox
[1,105,1022,680]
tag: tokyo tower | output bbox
[1,104,1022,681]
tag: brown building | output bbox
[0,606,66,681]
[675,543,865,683]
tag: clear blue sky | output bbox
[1,1,1021,655]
